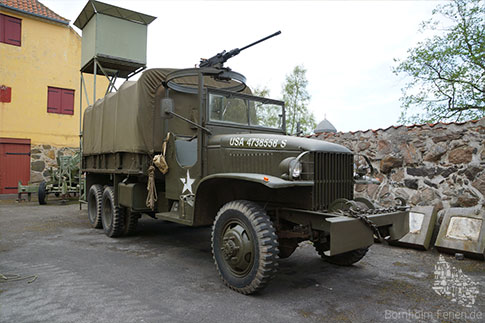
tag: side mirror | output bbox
[160,98,174,118]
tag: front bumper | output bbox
[278,208,409,256]
[325,210,409,256]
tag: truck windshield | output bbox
[208,92,284,130]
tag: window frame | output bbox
[47,86,75,115]
[0,13,21,47]
[206,89,286,132]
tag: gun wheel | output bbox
[38,181,47,205]
[212,200,279,294]
[101,186,124,238]
[87,184,103,229]
[314,242,368,266]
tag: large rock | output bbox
[440,166,458,178]
[390,168,404,182]
[448,146,474,164]
[357,141,370,151]
[423,144,447,162]
[377,140,392,155]
[472,172,485,196]
[367,184,380,198]
[410,188,437,205]
[46,150,56,160]
[407,167,441,178]
[31,160,45,172]
[401,143,420,165]
[380,156,403,174]
[451,193,480,207]
[461,165,482,181]
[404,179,419,189]
[432,131,462,143]
[30,172,44,183]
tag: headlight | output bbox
[289,159,302,179]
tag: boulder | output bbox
[423,144,447,162]
[31,160,45,172]
[448,146,474,164]
[404,179,419,190]
[472,172,485,196]
[380,156,403,174]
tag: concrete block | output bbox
[390,205,437,250]
[435,208,485,260]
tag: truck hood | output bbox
[208,133,351,153]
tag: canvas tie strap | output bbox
[146,165,157,210]
[153,132,171,174]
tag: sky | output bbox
[41,0,442,132]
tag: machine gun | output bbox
[199,31,281,69]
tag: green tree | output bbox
[252,86,270,98]
[282,65,316,134]
[394,0,485,124]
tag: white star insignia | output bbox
[180,169,195,194]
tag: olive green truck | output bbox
[82,67,409,294]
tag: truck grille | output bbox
[312,152,354,211]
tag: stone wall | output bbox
[312,118,485,213]
[30,145,79,183]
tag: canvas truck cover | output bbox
[83,68,248,155]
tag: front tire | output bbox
[101,186,124,237]
[212,200,279,294]
[314,241,368,266]
[87,184,103,229]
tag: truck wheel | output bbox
[87,184,103,229]
[314,242,368,266]
[38,181,47,205]
[123,209,139,235]
[212,200,279,294]
[101,186,124,238]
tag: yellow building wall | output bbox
[0,10,108,147]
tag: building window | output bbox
[0,13,21,46]
[47,87,74,115]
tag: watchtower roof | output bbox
[74,0,156,29]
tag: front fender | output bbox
[196,173,313,191]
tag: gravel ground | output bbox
[0,199,484,323]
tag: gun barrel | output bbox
[239,30,281,52]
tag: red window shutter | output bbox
[47,87,61,113]
[0,15,5,43]
[0,86,11,103]
[4,16,21,46]
[61,89,74,115]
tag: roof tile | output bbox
[0,0,69,24]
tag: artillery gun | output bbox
[81,32,409,294]
[18,152,82,204]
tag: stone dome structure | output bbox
[314,117,337,133]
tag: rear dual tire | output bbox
[87,184,103,229]
[87,184,139,237]
[101,186,125,238]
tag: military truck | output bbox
[82,35,409,294]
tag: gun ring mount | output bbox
[165,68,247,94]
